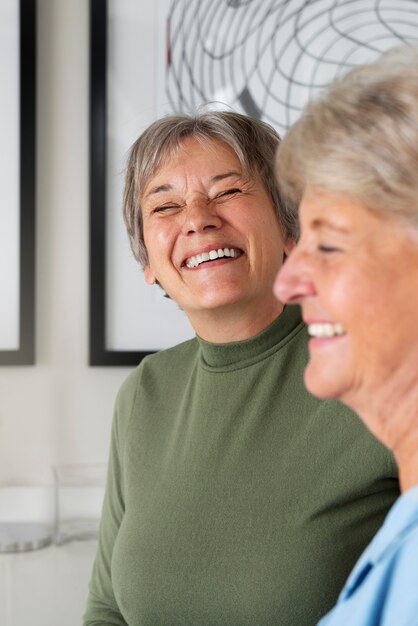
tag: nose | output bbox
[274,246,315,304]
[181,199,223,235]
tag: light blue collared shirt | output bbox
[318,484,418,626]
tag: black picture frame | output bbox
[90,0,194,366]
[0,0,36,366]
[89,0,149,367]
[89,0,111,366]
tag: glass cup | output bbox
[52,464,107,545]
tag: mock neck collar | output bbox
[197,305,303,371]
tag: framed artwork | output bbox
[159,0,418,132]
[0,0,36,366]
[90,0,418,366]
[90,0,195,367]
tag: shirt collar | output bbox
[197,305,304,371]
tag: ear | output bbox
[144,265,157,285]
[283,238,296,260]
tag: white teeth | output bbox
[185,247,241,268]
[308,323,346,338]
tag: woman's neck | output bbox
[353,370,418,493]
[388,395,418,492]
[189,300,285,343]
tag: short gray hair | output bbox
[123,109,298,267]
[275,45,418,230]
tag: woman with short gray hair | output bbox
[84,109,399,625]
[123,110,299,267]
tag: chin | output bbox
[304,365,346,401]
[195,288,245,310]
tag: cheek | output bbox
[144,225,173,263]
[323,269,381,324]
[251,216,287,259]
[332,277,390,362]
[317,275,356,318]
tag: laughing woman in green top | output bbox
[83,110,399,626]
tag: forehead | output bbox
[158,136,241,174]
[141,136,246,200]
[299,187,418,270]
[299,188,376,234]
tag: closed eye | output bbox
[152,203,180,214]
[216,188,242,199]
[318,244,341,253]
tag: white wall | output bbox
[0,0,133,486]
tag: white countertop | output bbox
[0,539,97,626]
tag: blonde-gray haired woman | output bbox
[275,45,418,626]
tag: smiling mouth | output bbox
[308,323,346,338]
[185,247,243,269]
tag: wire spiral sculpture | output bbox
[164,0,418,134]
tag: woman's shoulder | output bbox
[319,493,418,626]
[376,495,418,625]
[135,337,200,382]
[385,486,418,560]
[117,337,199,394]
[112,338,199,428]
[142,336,199,367]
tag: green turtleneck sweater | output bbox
[84,305,399,626]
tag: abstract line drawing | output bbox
[163,0,418,134]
